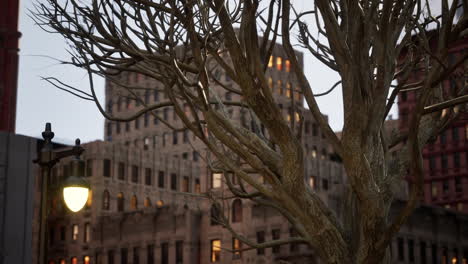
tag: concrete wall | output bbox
[0,132,37,264]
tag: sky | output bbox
[15,0,401,144]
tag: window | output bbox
[135,117,140,129]
[431,182,438,198]
[455,178,462,192]
[71,257,78,264]
[232,199,243,223]
[285,59,291,72]
[132,165,139,183]
[397,237,404,261]
[154,111,159,125]
[453,127,459,141]
[125,122,130,132]
[277,80,283,95]
[147,244,154,264]
[440,131,446,144]
[193,151,199,162]
[195,179,201,193]
[443,180,449,193]
[107,123,112,137]
[100,190,109,211]
[108,250,115,264]
[158,171,165,188]
[311,147,317,158]
[153,90,159,101]
[272,229,281,253]
[454,152,460,168]
[145,168,152,186]
[183,130,189,143]
[441,155,448,170]
[232,238,241,259]
[182,176,189,192]
[309,176,315,189]
[72,224,79,241]
[173,131,178,145]
[161,242,169,264]
[286,82,292,98]
[117,162,125,180]
[268,78,273,90]
[211,205,221,225]
[49,226,55,245]
[290,228,299,252]
[211,240,221,262]
[83,256,90,264]
[144,197,151,208]
[212,172,222,188]
[171,173,177,190]
[144,113,149,127]
[182,152,188,160]
[117,193,124,212]
[256,231,265,255]
[312,123,318,136]
[268,56,274,67]
[408,239,414,262]
[83,223,91,243]
[121,248,128,264]
[103,159,111,177]
[131,195,138,210]
[276,57,282,70]
[429,156,436,172]
[116,122,121,134]
[176,241,184,264]
[322,178,329,190]
[321,148,327,160]
[86,159,93,177]
[163,108,169,120]
[60,226,66,241]
[133,247,140,264]
[420,242,427,264]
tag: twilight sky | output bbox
[15,0,402,144]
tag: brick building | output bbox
[397,33,468,213]
[41,42,468,264]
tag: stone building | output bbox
[42,42,468,264]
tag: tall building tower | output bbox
[0,0,21,133]
[397,33,468,212]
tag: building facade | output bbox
[41,42,468,264]
[397,34,468,213]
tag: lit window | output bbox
[59,259,66,264]
[84,223,91,243]
[285,82,291,98]
[309,176,315,189]
[182,176,190,192]
[211,239,221,262]
[277,80,283,95]
[311,147,317,158]
[232,238,242,259]
[156,200,164,208]
[117,193,124,212]
[453,257,458,264]
[285,60,291,72]
[268,78,273,90]
[131,195,138,210]
[212,173,222,188]
[276,57,282,71]
[144,197,151,208]
[287,114,291,122]
[295,112,300,122]
[84,256,90,264]
[268,56,274,68]
[86,190,92,208]
[71,257,78,264]
[432,182,438,197]
[456,203,463,211]
[72,224,79,241]
[195,179,201,193]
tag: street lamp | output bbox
[34,123,89,264]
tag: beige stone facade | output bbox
[42,43,468,264]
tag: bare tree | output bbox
[33,0,467,263]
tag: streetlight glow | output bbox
[63,187,89,212]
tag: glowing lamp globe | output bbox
[63,144,90,213]
[63,179,89,212]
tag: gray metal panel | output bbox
[0,132,37,264]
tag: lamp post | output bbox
[34,123,89,264]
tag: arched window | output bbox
[117,193,124,212]
[232,199,243,223]
[210,205,221,225]
[103,190,110,210]
[144,197,151,208]
[131,195,138,210]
